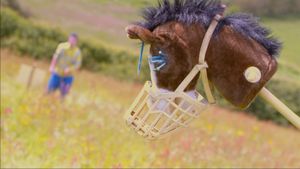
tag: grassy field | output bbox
[2,1,300,168]
[263,19,300,85]
[263,19,300,66]
[1,49,300,168]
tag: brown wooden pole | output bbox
[26,64,36,90]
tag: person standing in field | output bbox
[47,33,82,98]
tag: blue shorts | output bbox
[47,73,74,96]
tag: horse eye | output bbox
[159,50,166,56]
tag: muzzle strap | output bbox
[175,63,208,93]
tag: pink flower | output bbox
[4,107,13,115]
[161,148,170,159]
[71,156,79,167]
[180,135,193,151]
[112,163,122,169]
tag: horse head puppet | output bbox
[124,0,300,139]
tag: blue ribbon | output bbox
[137,43,167,75]
[137,42,145,75]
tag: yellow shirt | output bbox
[54,42,82,76]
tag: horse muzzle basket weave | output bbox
[124,80,208,139]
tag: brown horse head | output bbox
[126,0,281,108]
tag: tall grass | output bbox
[1,52,300,168]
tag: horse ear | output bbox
[125,25,157,44]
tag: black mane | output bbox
[138,0,281,57]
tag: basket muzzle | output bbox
[124,81,209,139]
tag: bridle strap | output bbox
[175,14,222,104]
[198,15,222,64]
[199,15,222,104]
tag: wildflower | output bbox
[4,107,13,115]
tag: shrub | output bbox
[0,8,20,37]
[247,80,300,126]
[0,0,30,18]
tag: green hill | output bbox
[1,1,300,124]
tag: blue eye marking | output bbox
[149,50,167,71]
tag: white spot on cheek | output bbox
[244,66,262,83]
